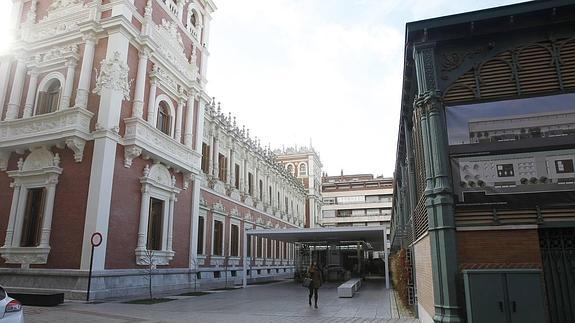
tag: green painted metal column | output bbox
[413,42,462,323]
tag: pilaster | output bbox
[413,42,462,323]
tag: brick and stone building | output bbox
[275,146,322,228]
[197,102,305,281]
[0,0,298,300]
[321,173,392,229]
[390,1,575,322]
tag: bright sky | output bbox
[0,0,527,177]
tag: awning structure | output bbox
[242,226,389,289]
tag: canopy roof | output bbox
[247,226,387,248]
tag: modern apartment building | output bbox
[390,1,575,322]
[321,173,392,228]
[275,146,323,228]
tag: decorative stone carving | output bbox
[213,201,225,213]
[93,51,132,101]
[0,151,9,171]
[124,146,143,168]
[49,0,82,11]
[146,163,173,187]
[64,138,86,163]
[157,19,185,54]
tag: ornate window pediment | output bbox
[135,163,181,266]
[0,147,63,268]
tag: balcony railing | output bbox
[123,117,201,174]
[0,108,93,166]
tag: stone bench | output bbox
[337,277,362,298]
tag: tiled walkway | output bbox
[24,278,419,322]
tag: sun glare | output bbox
[0,2,14,55]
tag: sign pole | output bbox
[86,232,102,303]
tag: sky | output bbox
[0,0,527,177]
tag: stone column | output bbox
[5,58,27,120]
[229,147,235,187]
[137,188,151,249]
[22,69,39,117]
[3,184,21,247]
[167,195,175,251]
[132,49,149,118]
[212,135,219,178]
[146,76,158,124]
[189,176,201,267]
[39,182,57,248]
[208,136,214,176]
[60,59,77,109]
[76,33,97,109]
[0,57,13,118]
[175,96,185,142]
[184,95,195,147]
[413,43,462,323]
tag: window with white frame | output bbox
[0,147,62,267]
[299,163,307,176]
[197,213,205,255]
[154,95,176,138]
[230,223,239,257]
[135,163,180,266]
[35,74,64,115]
[213,220,223,256]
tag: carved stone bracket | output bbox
[124,145,143,168]
[65,138,86,162]
[0,150,9,171]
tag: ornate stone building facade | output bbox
[0,0,215,299]
[198,102,305,280]
[275,146,322,228]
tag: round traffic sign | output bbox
[91,232,102,247]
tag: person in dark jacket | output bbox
[307,262,322,308]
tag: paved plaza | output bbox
[23,278,418,323]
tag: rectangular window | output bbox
[230,224,239,257]
[213,220,223,256]
[269,186,272,204]
[20,188,45,247]
[259,180,263,200]
[147,198,164,250]
[248,173,254,195]
[555,159,574,174]
[234,164,240,189]
[218,153,227,181]
[275,240,280,258]
[497,164,515,177]
[285,197,288,213]
[201,143,210,174]
[247,236,252,257]
[257,236,262,258]
[267,239,272,258]
[197,216,204,255]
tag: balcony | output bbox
[0,108,93,169]
[123,117,201,175]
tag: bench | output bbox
[337,277,362,298]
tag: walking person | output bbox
[307,261,322,308]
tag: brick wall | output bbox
[414,234,435,318]
[457,229,542,269]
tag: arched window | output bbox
[190,11,197,27]
[299,163,307,176]
[36,79,61,115]
[156,101,171,136]
[286,164,294,175]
